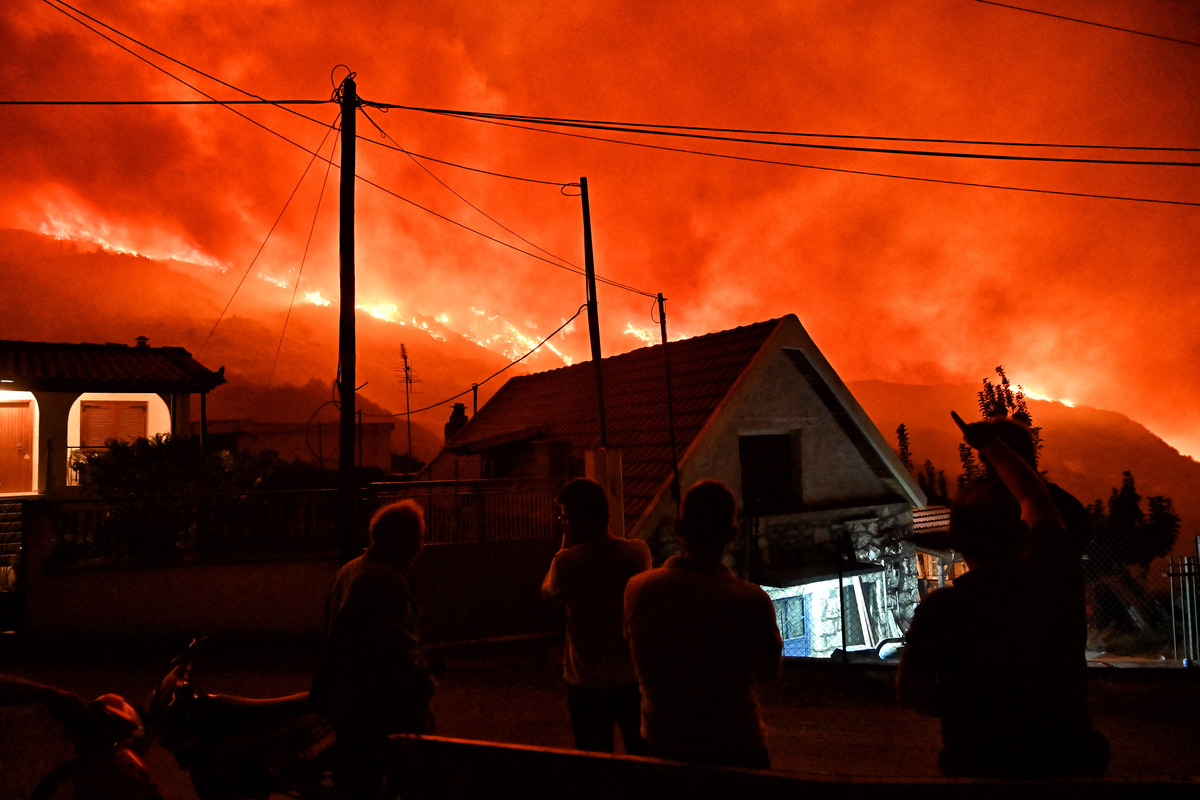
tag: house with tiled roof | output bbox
[0,337,225,498]
[421,314,928,657]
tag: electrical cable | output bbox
[198,109,343,357]
[411,110,1200,208]
[41,0,337,160]
[45,0,291,103]
[268,118,341,387]
[378,104,1200,166]
[360,106,580,272]
[361,303,589,418]
[41,5,658,301]
[0,99,329,105]
[353,171,658,296]
[25,17,656,298]
[379,105,1200,153]
[971,0,1200,46]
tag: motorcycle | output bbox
[0,674,162,800]
[142,638,336,800]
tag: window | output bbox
[739,433,796,514]
[773,595,809,657]
[840,579,880,648]
[80,401,148,447]
[774,596,805,640]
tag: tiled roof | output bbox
[0,338,225,392]
[446,318,783,532]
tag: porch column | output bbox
[31,391,80,499]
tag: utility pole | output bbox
[337,74,357,562]
[399,344,415,460]
[657,293,681,507]
[579,177,608,448]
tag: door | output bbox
[0,402,33,494]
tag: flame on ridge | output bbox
[1020,388,1076,408]
[39,207,230,273]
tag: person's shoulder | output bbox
[626,561,669,590]
[732,574,775,604]
[909,582,966,629]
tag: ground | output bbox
[1,633,1197,799]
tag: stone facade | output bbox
[752,501,920,658]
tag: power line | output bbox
[364,304,590,418]
[359,106,580,272]
[378,104,1200,166]
[42,0,338,161]
[411,109,1200,208]
[269,119,341,387]
[971,0,1200,47]
[39,3,656,295]
[198,110,343,357]
[0,99,330,105]
[354,171,657,297]
[14,96,1197,157]
[44,0,281,102]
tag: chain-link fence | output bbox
[1082,529,1190,660]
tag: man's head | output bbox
[981,416,1037,469]
[949,483,1025,569]
[676,479,738,560]
[368,499,425,567]
[556,478,609,543]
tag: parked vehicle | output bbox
[0,674,162,800]
[142,638,335,800]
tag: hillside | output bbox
[1,228,520,461]
[849,379,1200,565]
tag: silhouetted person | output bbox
[310,500,434,800]
[624,479,783,769]
[541,478,651,753]
[897,413,1109,778]
[981,416,1093,552]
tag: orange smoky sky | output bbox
[2,1,1199,457]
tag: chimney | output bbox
[135,336,149,348]
[444,403,469,442]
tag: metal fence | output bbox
[51,490,343,566]
[1166,539,1200,664]
[1083,534,1182,659]
[42,478,559,568]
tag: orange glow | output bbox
[1,1,1198,461]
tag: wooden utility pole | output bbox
[400,343,414,460]
[657,293,681,506]
[579,177,608,448]
[338,75,357,562]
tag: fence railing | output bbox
[47,479,561,567]
[1166,536,1200,664]
[50,490,344,566]
[374,478,561,544]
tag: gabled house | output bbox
[424,314,927,657]
[0,337,225,498]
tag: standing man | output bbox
[896,413,1109,777]
[542,478,651,754]
[624,479,783,769]
[311,500,435,800]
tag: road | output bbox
[1,634,1197,799]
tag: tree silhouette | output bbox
[896,424,913,471]
[919,459,951,506]
[1085,471,1180,578]
[894,423,951,505]
[976,365,1042,464]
